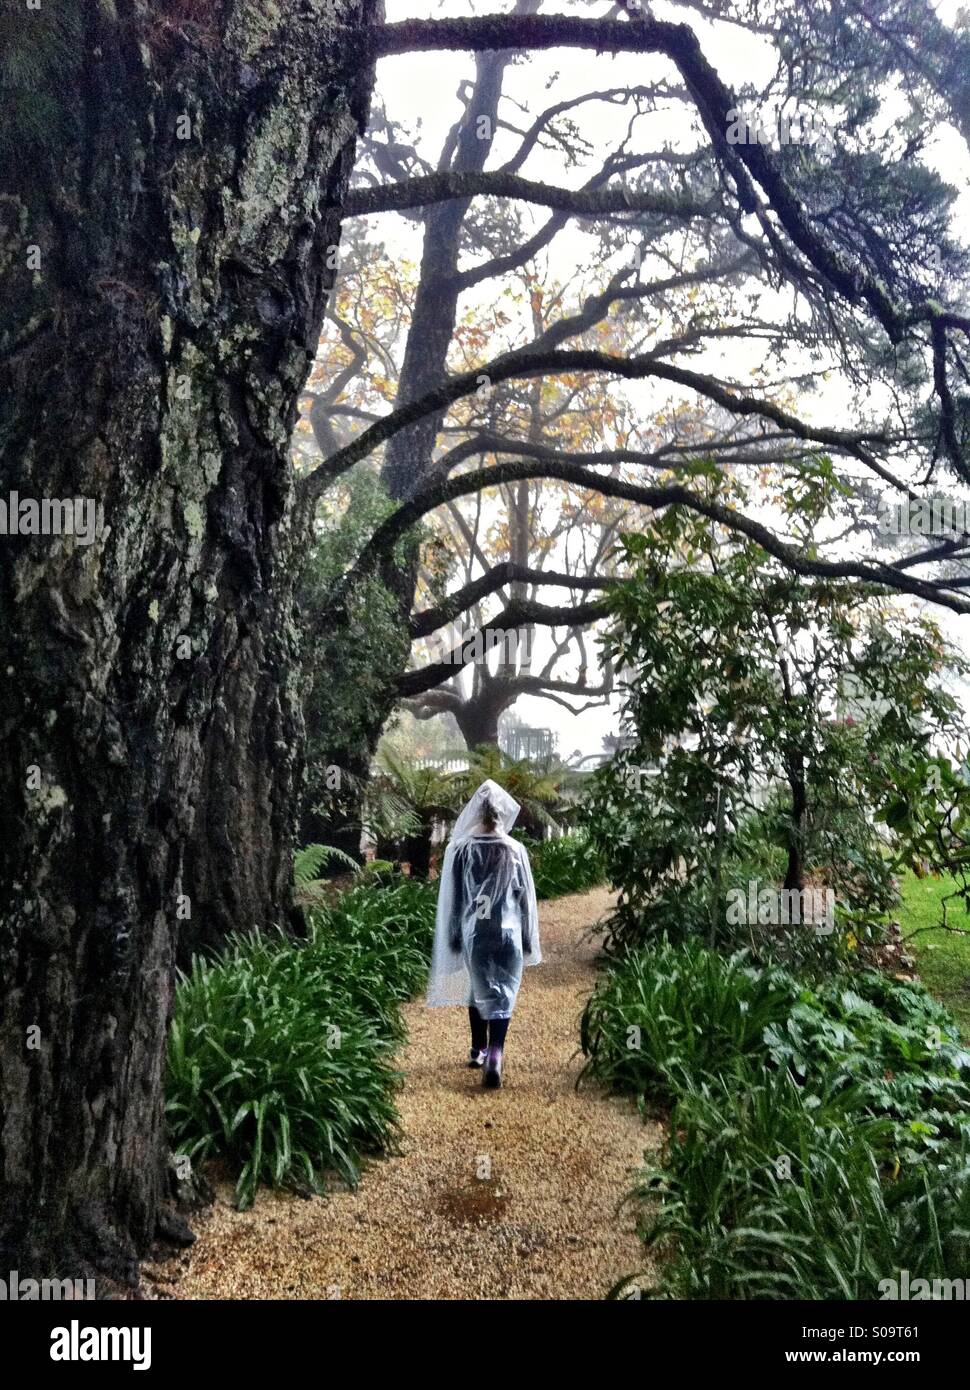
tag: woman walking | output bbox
[426,779,541,1089]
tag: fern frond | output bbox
[294,843,358,888]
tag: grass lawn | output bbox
[898,869,970,1039]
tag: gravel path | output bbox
[156,886,661,1300]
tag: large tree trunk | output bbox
[380,41,512,506]
[0,0,379,1284]
[454,682,512,749]
[304,37,523,832]
[301,13,540,847]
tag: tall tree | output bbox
[0,0,380,1283]
[308,0,970,837]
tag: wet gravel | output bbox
[154,886,661,1300]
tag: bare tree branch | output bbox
[411,562,616,637]
[399,594,612,696]
[342,169,717,220]
[301,345,890,504]
[366,14,970,360]
[330,457,970,617]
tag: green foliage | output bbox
[293,842,359,906]
[900,869,970,1040]
[307,877,438,1016]
[584,503,969,959]
[581,937,799,1105]
[584,938,970,1299]
[365,744,573,874]
[359,857,398,883]
[875,756,970,906]
[166,878,436,1209]
[301,468,413,840]
[365,746,463,877]
[621,1071,970,1302]
[456,745,562,837]
[369,746,457,832]
[517,832,607,900]
[293,843,358,886]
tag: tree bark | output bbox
[303,27,528,849]
[453,681,510,749]
[784,757,808,895]
[0,0,379,1284]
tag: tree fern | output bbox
[459,745,562,833]
[293,843,359,905]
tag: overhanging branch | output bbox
[301,347,888,504]
[342,170,715,220]
[330,457,970,617]
[411,563,616,637]
[399,595,612,696]
[363,15,970,375]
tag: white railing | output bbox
[412,755,471,772]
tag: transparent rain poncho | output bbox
[426,779,541,1018]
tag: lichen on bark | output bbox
[0,0,384,1285]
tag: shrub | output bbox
[517,832,607,900]
[167,878,437,1209]
[305,877,437,1027]
[624,1070,970,1300]
[580,937,799,1104]
[584,512,968,960]
[583,938,970,1298]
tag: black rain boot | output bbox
[482,1045,504,1088]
